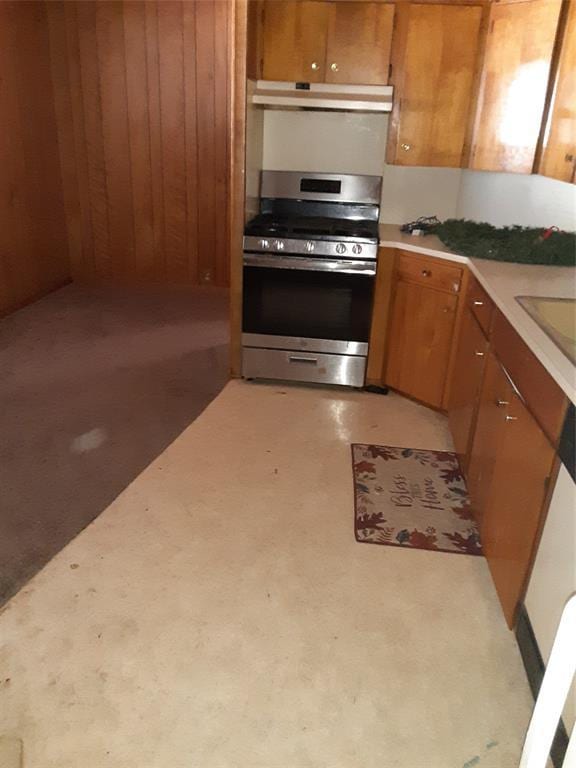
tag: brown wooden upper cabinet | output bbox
[387,3,484,167]
[261,1,394,85]
[470,0,562,174]
[538,0,576,183]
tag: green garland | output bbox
[432,219,576,267]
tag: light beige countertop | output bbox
[379,224,576,404]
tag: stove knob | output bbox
[259,239,270,249]
[305,241,315,253]
[335,243,347,255]
[273,239,285,251]
[352,244,363,255]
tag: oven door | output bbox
[242,254,375,348]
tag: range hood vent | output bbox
[251,80,393,113]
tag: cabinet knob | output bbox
[421,269,431,277]
[505,415,518,422]
[495,399,509,408]
[311,61,319,71]
[473,300,484,306]
[401,143,411,152]
[330,62,339,72]
[565,153,575,163]
[474,351,485,357]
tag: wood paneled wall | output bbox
[46,1,230,286]
[0,2,70,317]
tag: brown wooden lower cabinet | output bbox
[385,280,458,408]
[371,253,564,630]
[467,351,515,528]
[448,307,489,473]
[467,350,556,628]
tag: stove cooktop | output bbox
[244,214,379,242]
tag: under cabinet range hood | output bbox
[251,81,394,113]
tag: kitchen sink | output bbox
[516,296,576,365]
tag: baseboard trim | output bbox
[0,277,72,319]
[515,604,569,767]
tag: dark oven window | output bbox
[243,266,373,342]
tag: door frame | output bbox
[228,0,248,377]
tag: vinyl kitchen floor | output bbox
[0,381,534,767]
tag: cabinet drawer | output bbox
[396,252,462,294]
[491,309,568,447]
[243,347,366,387]
[467,276,494,336]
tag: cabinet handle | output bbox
[505,415,518,421]
[473,300,484,306]
[421,269,431,277]
[311,61,319,71]
[565,153,575,163]
[330,62,339,72]
[495,399,509,407]
[289,355,318,364]
[401,143,411,152]
[474,351,485,357]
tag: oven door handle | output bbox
[243,254,376,275]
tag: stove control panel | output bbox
[243,236,378,260]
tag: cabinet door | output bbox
[385,280,457,408]
[539,1,576,183]
[448,309,488,473]
[481,384,556,629]
[262,1,328,83]
[325,2,394,85]
[470,0,562,173]
[388,4,483,167]
[466,351,510,526]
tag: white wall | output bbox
[525,465,576,730]
[457,170,576,230]
[262,110,463,223]
[259,109,576,232]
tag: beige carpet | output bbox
[0,283,228,604]
[0,381,534,767]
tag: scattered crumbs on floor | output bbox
[70,563,80,570]
[462,757,480,768]
[486,741,498,750]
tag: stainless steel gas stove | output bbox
[242,171,382,387]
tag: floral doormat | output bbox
[352,444,482,556]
